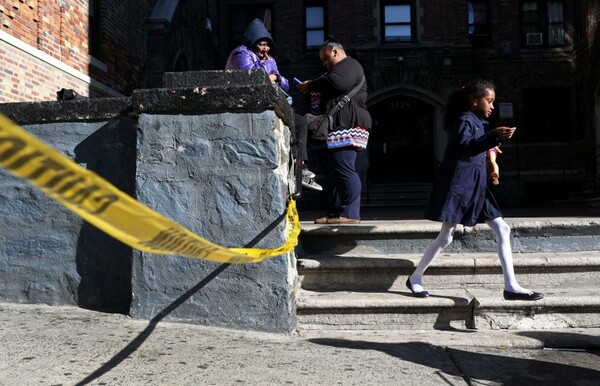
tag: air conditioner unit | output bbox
[526,32,543,45]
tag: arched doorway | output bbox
[364,85,446,205]
[173,52,190,72]
[369,96,435,182]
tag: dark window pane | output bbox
[522,87,571,142]
[229,5,272,50]
[468,2,487,26]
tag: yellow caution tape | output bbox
[0,114,300,264]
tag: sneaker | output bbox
[302,177,323,191]
[302,166,316,179]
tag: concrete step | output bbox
[296,217,600,331]
[296,287,600,331]
[298,251,600,291]
[298,218,600,255]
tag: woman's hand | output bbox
[297,80,309,94]
[494,127,516,139]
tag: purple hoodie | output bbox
[224,19,289,92]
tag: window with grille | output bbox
[521,1,565,47]
[228,4,273,51]
[468,0,490,47]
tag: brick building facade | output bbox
[0,0,154,102]
[213,0,600,205]
[1,0,599,205]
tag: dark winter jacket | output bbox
[307,56,372,130]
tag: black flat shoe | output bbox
[406,277,429,298]
[503,290,544,301]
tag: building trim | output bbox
[367,83,445,108]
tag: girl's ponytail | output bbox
[444,80,495,130]
[444,86,469,130]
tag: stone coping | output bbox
[0,71,294,126]
[0,97,131,124]
[146,69,293,126]
[132,84,293,127]
[163,70,271,88]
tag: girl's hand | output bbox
[494,127,516,139]
[268,74,278,83]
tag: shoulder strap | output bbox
[328,76,365,116]
[346,75,366,99]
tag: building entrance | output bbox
[368,95,436,184]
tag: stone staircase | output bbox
[295,217,600,330]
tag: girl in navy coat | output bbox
[407,80,544,301]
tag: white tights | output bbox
[409,218,529,294]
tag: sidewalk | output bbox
[1,302,599,385]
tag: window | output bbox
[522,87,572,143]
[381,1,414,43]
[228,4,273,51]
[468,0,490,47]
[89,0,103,60]
[521,1,565,47]
[304,5,326,50]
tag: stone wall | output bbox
[0,70,297,332]
[0,97,135,312]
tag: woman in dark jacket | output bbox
[298,39,372,224]
[407,80,544,301]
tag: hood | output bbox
[242,18,274,50]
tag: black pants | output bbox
[318,146,362,219]
[291,113,308,162]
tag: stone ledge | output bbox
[163,70,272,88]
[132,84,293,127]
[0,97,132,124]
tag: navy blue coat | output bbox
[425,111,501,226]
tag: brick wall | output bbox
[0,35,85,102]
[0,0,154,103]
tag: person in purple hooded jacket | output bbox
[225,19,322,192]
